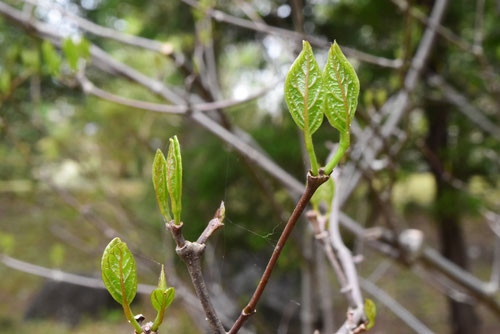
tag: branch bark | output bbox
[166,204,226,334]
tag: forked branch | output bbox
[166,203,226,334]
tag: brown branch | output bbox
[166,203,227,334]
[5,0,500,323]
[228,171,329,334]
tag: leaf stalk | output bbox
[324,132,350,175]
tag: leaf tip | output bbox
[158,264,167,291]
[302,40,312,51]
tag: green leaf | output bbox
[158,264,167,291]
[311,177,335,212]
[63,38,79,70]
[0,70,11,93]
[0,232,14,255]
[41,40,61,76]
[284,40,324,135]
[167,136,183,225]
[365,298,376,330]
[322,41,360,135]
[101,237,138,306]
[78,38,91,60]
[21,48,40,72]
[49,243,65,267]
[151,287,175,312]
[152,149,172,221]
[62,38,90,70]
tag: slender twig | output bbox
[166,203,226,334]
[340,0,450,204]
[4,0,500,322]
[315,246,336,333]
[181,0,402,69]
[328,171,366,333]
[360,277,435,334]
[338,214,500,318]
[391,0,471,52]
[307,211,353,304]
[473,0,485,55]
[228,171,329,334]
[77,74,276,115]
[427,74,500,139]
[22,0,177,55]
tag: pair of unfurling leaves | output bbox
[100,137,181,333]
[101,238,175,333]
[285,41,360,176]
[101,42,362,332]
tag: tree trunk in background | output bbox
[425,102,480,334]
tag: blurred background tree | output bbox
[0,0,499,333]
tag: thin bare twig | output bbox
[182,0,402,69]
[329,171,366,334]
[22,0,177,55]
[229,171,330,334]
[360,277,435,334]
[166,203,227,334]
[77,74,276,115]
[340,0,450,204]
[473,0,486,55]
[427,74,500,139]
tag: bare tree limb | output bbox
[21,0,182,58]
[359,277,435,334]
[341,0,450,204]
[77,74,276,114]
[182,0,402,69]
[427,74,500,139]
[473,0,486,55]
[391,0,472,52]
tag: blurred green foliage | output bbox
[0,0,499,332]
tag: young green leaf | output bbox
[365,298,376,330]
[151,287,175,312]
[166,136,182,225]
[151,265,175,331]
[158,264,167,291]
[78,38,91,60]
[152,149,172,221]
[62,38,90,71]
[0,232,14,255]
[284,40,324,135]
[322,41,360,135]
[101,237,138,306]
[62,38,79,70]
[41,40,61,76]
[0,70,11,93]
[21,49,40,72]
